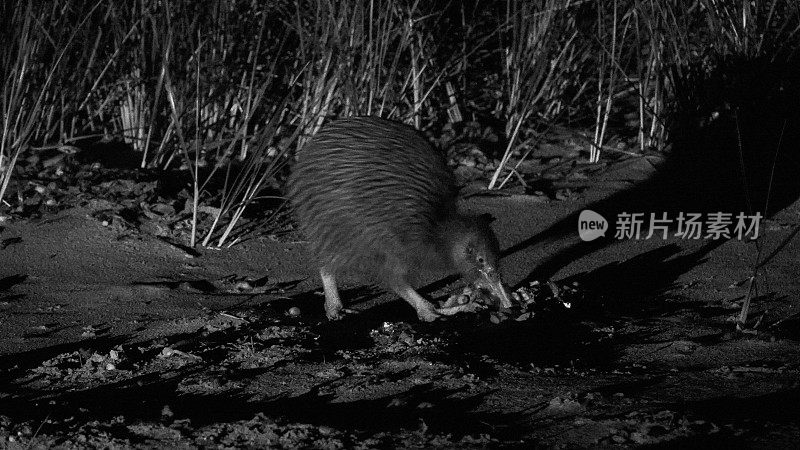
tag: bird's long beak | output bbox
[475,267,513,309]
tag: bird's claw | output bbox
[416,305,442,322]
[326,307,357,321]
[436,302,481,316]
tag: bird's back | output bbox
[288,117,457,284]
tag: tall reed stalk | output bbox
[1,1,103,210]
[488,0,580,190]
[292,0,443,146]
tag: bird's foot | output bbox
[436,302,481,316]
[324,296,343,320]
[415,303,442,322]
[394,285,442,322]
[325,301,357,320]
[321,267,349,320]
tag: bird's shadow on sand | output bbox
[500,55,800,319]
[277,236,733,372]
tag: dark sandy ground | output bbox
[1,177,799,448]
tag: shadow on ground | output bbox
[500,56,800,331]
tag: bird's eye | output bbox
[477,256,485,264]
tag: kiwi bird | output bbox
[288,116,511,321]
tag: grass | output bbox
[1,0,798,241]
[488,0,584,189]
[1,1,105,209]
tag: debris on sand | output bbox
[439,279,585,322]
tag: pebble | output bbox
[234,280,253,291]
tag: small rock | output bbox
[387,398,407,407]
[161,404,174,421]
[629,431,647,444]
[234,280,253,291]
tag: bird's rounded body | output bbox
[288,116,510,321]
[289,116,456,287]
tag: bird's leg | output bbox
[393,283,441,322]
[320,266,344,320]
